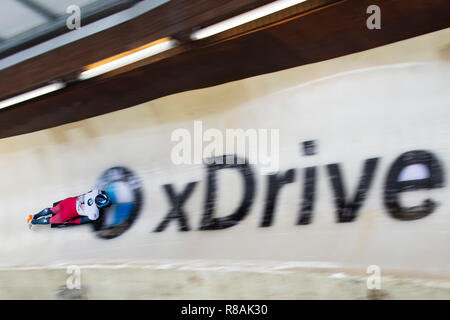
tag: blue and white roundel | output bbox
[93,166,143,239]
[103,181,135,227]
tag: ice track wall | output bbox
[0,29,449,278]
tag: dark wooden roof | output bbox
[0,0,448,139]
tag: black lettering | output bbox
[154,182,197,232]
[384,150,444,220]
[302,140,317,156]
[200,155,255,230]
[260,169,295,227]
[326,158,379,222]
[298,166,317,225]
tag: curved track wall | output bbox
[0,29,449,279]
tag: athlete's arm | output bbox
[65,216,94,225]
[78,216,93,224]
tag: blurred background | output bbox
[0,0,449,299]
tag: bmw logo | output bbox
[92,166,143,239]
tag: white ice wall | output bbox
[0,29,448,276]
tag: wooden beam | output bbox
[0,0,448,139]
